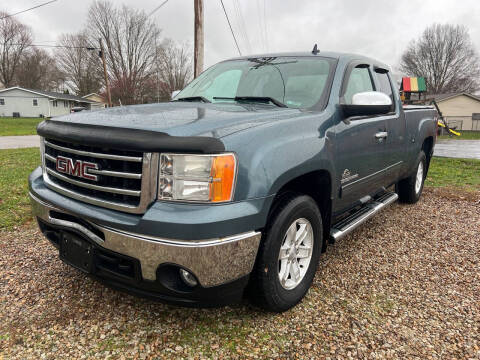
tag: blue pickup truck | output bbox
[29,51,437,312]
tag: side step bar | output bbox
[330,192,398,242]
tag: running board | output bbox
[330,192,398,242]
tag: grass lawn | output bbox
[425,157,480,190]
[0,117,43,136]
[0,148,40,230]
[0,148,478,231]
[438,131,480,140]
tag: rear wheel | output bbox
[397,151,427,204]
[250,194,323,312]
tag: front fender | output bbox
[223,113,335,201]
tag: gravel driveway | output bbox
[1,188,479,359]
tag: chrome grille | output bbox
[41,138,158,213]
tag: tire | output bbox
[250,193,323,312]
[397,151,427,204]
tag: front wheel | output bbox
[250,194,323,312]
[397,151,427,204]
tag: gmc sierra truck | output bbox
[29,51,437,312]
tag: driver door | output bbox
[334,63,388,213]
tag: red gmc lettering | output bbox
[55,156,98,181]
[67,158,82,177]
[56,156,68,173]
[81,162,98,181]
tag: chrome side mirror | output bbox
[352,91,392,106]
[341,91,392,117]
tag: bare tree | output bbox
[55,32,103,95]
[155,39,192,101]
[0,11,32,88]
[15,47,64,91]
[86,0,161,104]
[399,24,480,94]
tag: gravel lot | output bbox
[1,187,479,359]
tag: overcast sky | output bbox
[4,0,480,71]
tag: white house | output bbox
[0,87,105,118]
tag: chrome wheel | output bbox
[415,161,424,194]
[278,218,314,290]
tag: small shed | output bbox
[82,93,107,109]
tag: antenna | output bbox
[312,44,319,55]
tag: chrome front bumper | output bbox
[30,192,262,287]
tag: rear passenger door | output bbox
[334,63,388,213]
[372,68,405,185]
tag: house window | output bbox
[52,100,58,107]
[33,99,38,106]
[0,98,4,105]
[63,100,68,107]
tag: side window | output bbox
[33,99,38,106]
[375,70,394,111]
[0,98,4,105]
[344,66,374,104]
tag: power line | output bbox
[256,0,265,52]
[0,0,59,20]
[232,0,251,54]
[148,0,169,17]
[219,0,242,56]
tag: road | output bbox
[433,140,480,160]
[0,136,479,160]
[0,135,40,149]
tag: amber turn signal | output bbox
[210,154,236,202]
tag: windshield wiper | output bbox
[173,96,211,103]
[212,97,236,101]
[236,96,287,108]
[248,57,298,69]
[213,96,287,108]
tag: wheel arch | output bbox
[422,136,434,172]
[266,169,332,252]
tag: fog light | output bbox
[179,269,198,287]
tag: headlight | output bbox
[158,153,237,202]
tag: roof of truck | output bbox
[227,51,391,70]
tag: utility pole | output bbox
[99,38,112,107]
[194,0,204,78]
[155,37,160,103]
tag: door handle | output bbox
[375,131,388,139]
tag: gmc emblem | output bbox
[56,156,99,181]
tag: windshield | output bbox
[175,57,335,109]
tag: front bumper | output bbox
[30,192,262,305]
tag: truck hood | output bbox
[53,102,305,138]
